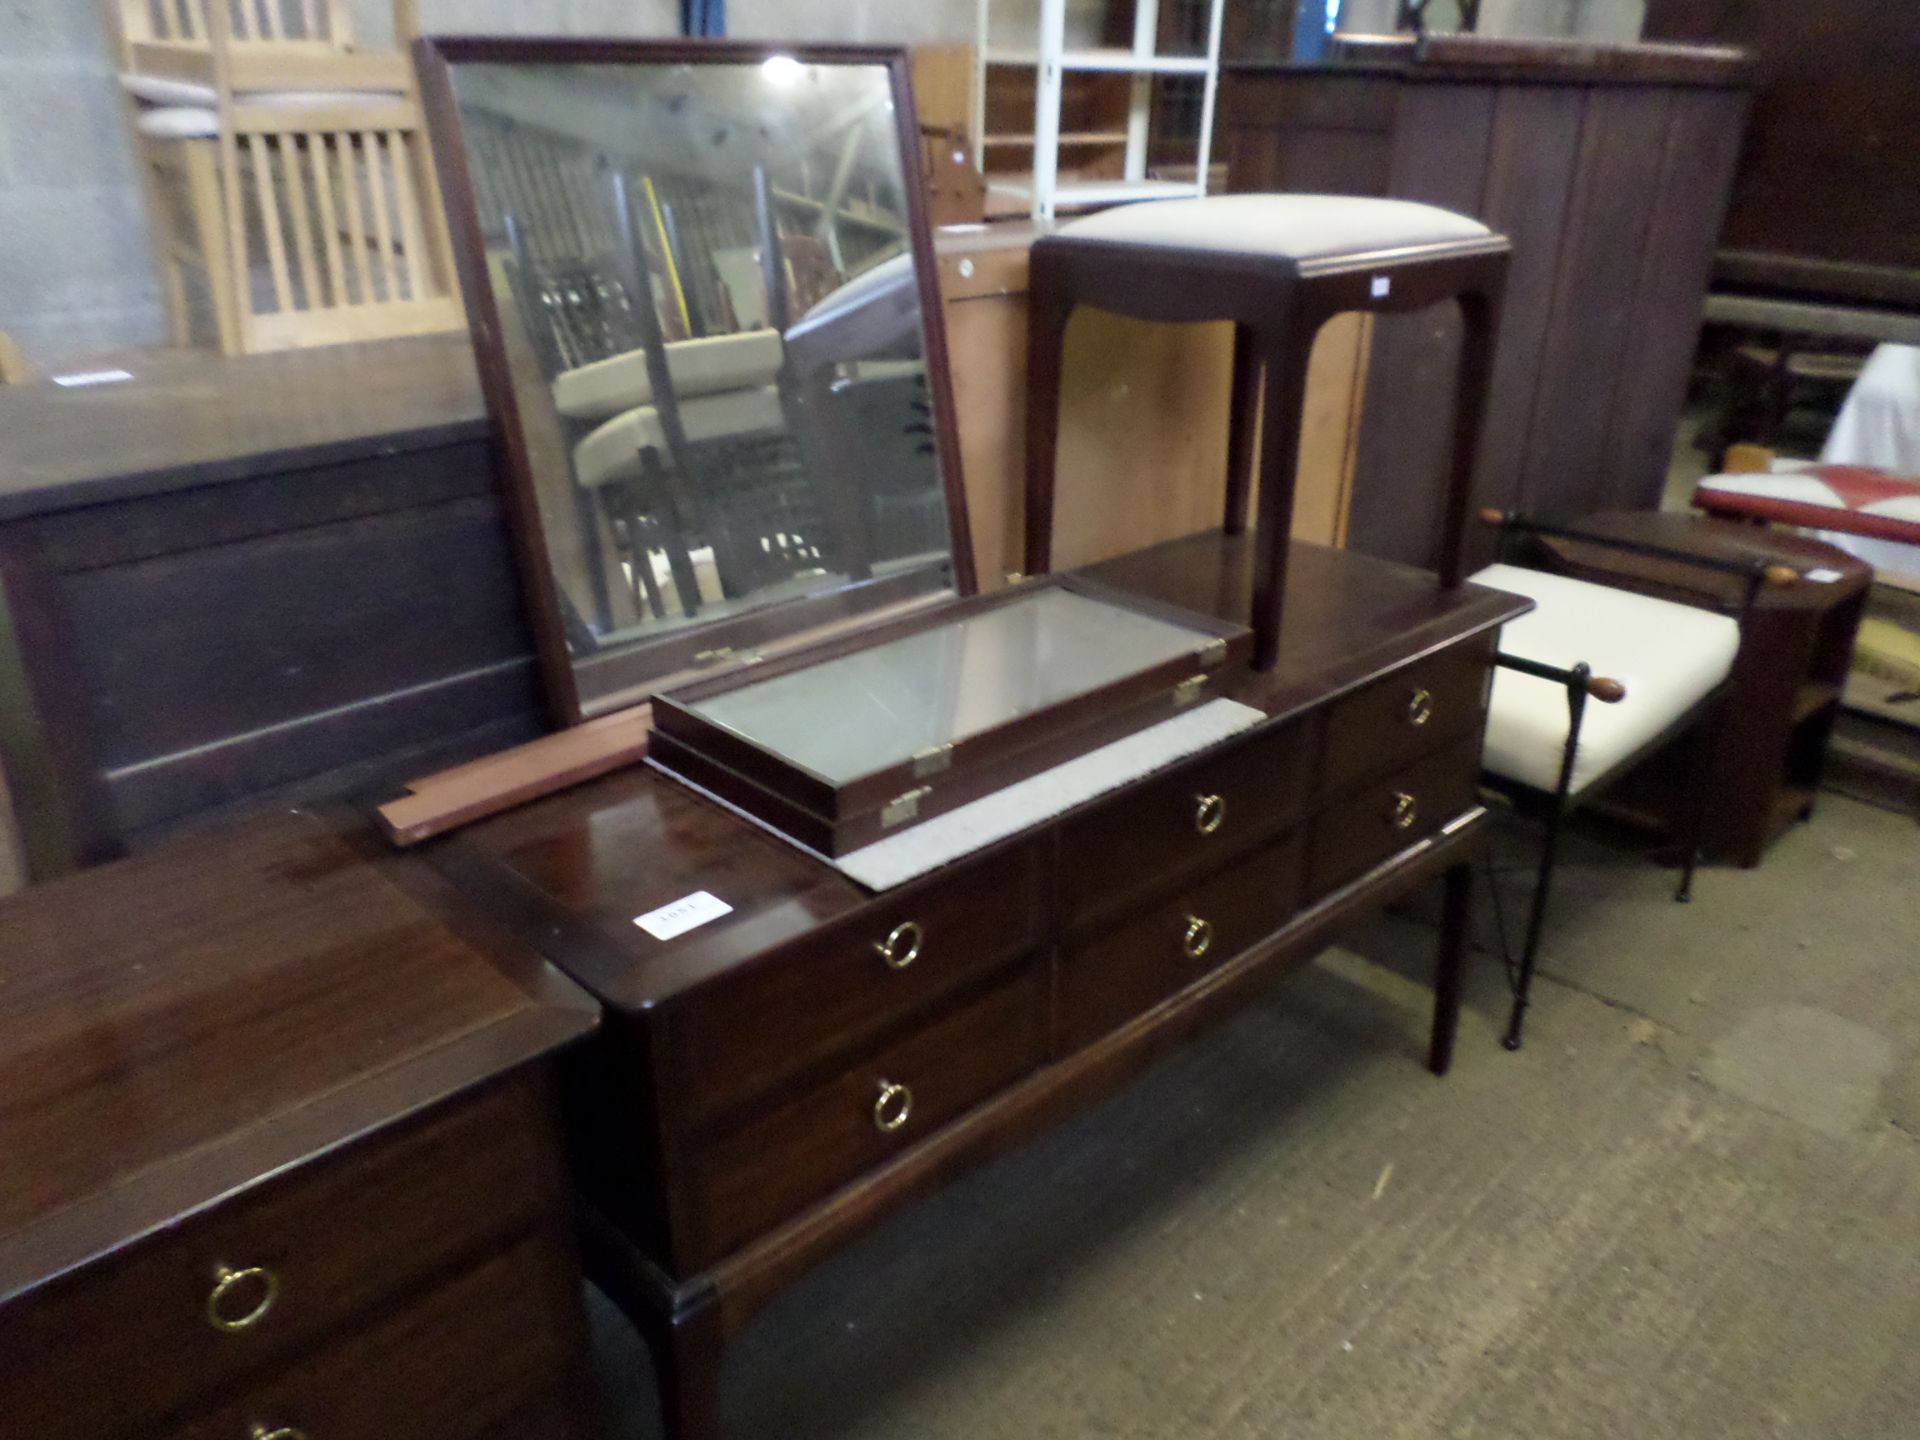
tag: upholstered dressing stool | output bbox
[1023,193,1511,669]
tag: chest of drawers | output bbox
[434,533,1528,1440]
[0,814,600,1440]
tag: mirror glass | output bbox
[437,50,961,717]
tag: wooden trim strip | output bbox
[246,132,294,312]
[389,128,426,302]
[311,133,348,306]
[282,132,321,309]
[337,131,373,303]
[363,129,398,301]
[377,706,654,846]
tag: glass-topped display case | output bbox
[648,576,1252,855]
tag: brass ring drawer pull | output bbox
[250,1426,307,1440]
[1406,688,1434,727]
[873,920,923,971]
[1194,793,1225,836]
[873,1079,914,1133]
[206,1264,278,1333]
[1182,915,1214,961]
[1389,792,1418,830]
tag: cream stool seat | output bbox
[552,330,783,423]
[573,387,786,490]
[1474,562,1741,796]
[1053,193,1496,260]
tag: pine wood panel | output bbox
[938,224,1369,589]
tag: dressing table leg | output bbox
[1428,859,1472,1076]
[578,1203,727,1440]
[644,1294,726,1440]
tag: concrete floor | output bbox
[589,792,1920,1439]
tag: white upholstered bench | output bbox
[1472,512,1789,1048]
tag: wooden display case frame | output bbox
[647,573,1251,855]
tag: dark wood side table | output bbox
[1538,510,1870,866]
[0,334,541,879]
[0,811,602,1440]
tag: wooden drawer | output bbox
[680,966,1047,1266]
[1308,737,1482,899]
[158,1231,585,1440]
[1320,637,1492,793]
[0,1078,559,1440]
[663,841,1043,1132]
[1058,718,1312,933]
[1060,832,1305,1050]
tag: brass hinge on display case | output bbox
[912,742,954,778]
[693,646,764,667]
[881,786,932,828]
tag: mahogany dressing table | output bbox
[403,37,1531,1438]
[427,532,1526,1438]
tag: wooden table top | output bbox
[0,810,595,1306]
[0,334,486,523]
[1228,33,1753,87]
[1545,509,1874,612]
[437,533,1528,1015]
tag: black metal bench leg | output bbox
[1500,658,1591,1053]
[1673,684,1726,904]
[1503,794,1566,1052]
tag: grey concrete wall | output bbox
[0,0,977,369]
[0,0,1646,366]
[0,3,166,365]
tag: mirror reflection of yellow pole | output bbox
[641,175,693,337]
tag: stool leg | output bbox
[1438,286,1503,586]
[1022,253,1073,577]
[1224,324,1260,536]
[1250,327,1317,671]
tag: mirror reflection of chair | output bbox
[479,122,890,634]
[779,245,939,568]
[424,45,967,717]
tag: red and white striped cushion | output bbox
[1695,465,1920,547]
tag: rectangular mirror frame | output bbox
[416,35,977,726]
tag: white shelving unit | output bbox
[975,0,1226,221]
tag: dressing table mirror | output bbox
[418,39,974,725]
